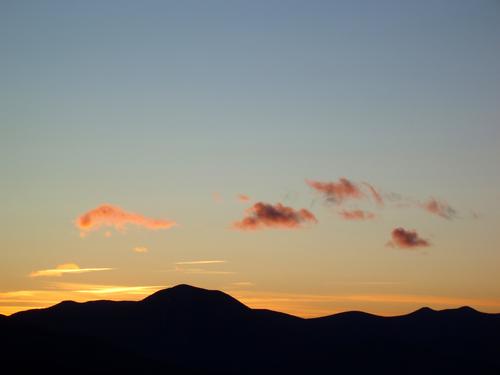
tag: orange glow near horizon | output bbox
[2,285,500,318]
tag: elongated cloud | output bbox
[133,247,148,253]
[363,183,384,206]
[387,228,430,249]
[175,260,227,265]
[75,285,162,294]
[338,209,375,221]
[30,263,112,277]
[233,281,255,287]
[233,202,317,230]
[237,194,250,202]
[174,267,235,275]
[306,178,363,204]
[76,204,176,236]
[422,198,456,219]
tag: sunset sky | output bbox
[1,0,500,317]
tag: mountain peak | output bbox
[407,306,436,317]
[457,306,478,313]
[141,284,250,314]
[143,284,221,300]
[409,306,481,318]
[443,306,480,316]
[415,306,436,314]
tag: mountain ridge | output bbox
[7,284,495,319]
[2,284,500,374]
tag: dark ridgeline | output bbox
[1,285,499,374]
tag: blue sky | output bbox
[1,0,499,316]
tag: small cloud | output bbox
[338,209,375,221]
[133,246,148,253]
[75,285,163,295]
[387,228,430,249]
[104,231,113,238]
[76,204,177,236]
[175,260,226,265]
[363,183,384,206]
[470,210,482,219]
[306,178,363,204]
[213,192,223,203]
[421,198,456,219]
[233,281,255,287]
[233,202,317,230]
[30,263,113,278]
[173,260,232,275]
[237,194,250,202]
[174,266,234,275]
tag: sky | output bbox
[1,0,500,317]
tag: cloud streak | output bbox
[363,182,384,206]
[29,263,113,277]
[75,285,162,294]
[421,198,456,219]
[233,202,317,230]
[175,260,227,265]
[338,209,375,221]
[76,204,176,236]
[387,228,430,249]
[237,194,250,202]
[306,178,363,204]
[175,267,235,275]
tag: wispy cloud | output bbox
[232,281,255,287]
[363,182,384,206]
[233,202,317,230]
[75,285,162,294]
[76,204,177,236]
[387,228,430,249]
[51,282,163,295]
[175,260,227,265]
[133,247,148,253]
[174,266,234,275]
[307,179,463,223]
[306,178,363,204]
[30,263,113,278]
[237,194,250,202]
[338,209,375,221]
[421,198,457,219]
[213,192,223,203]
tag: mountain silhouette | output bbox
[1,284,499,374]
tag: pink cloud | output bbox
[76,204,176,236]
[233,202,317,230]
[237,194,250,202]
[306,178,363,204]
[421,198,456,219]
[387,227,430,249]
[338,209,375,221]
[213,192,223,203]
[363,183,384,206]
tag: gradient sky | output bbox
[1,0,500,317]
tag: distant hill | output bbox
[2,284,499,374]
